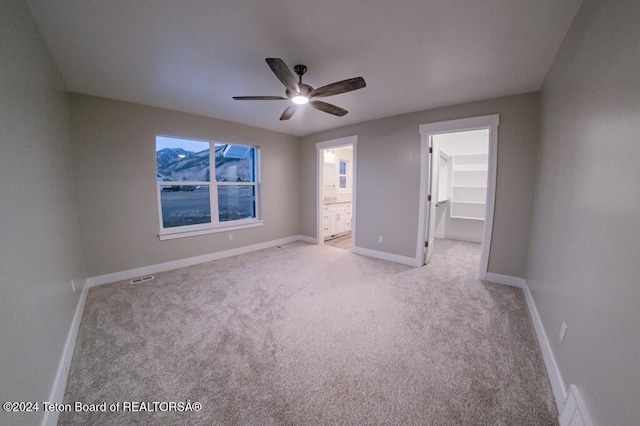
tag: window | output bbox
[339,159,349,190]
[156,136,261,239]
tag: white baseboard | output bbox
[485,273,567,412]
[521,282,567,412]
[485,273,527,289]
[353,246,421,267]
[41,282,89,426]
[297,235,318,244]
[559,384,594,426]
[86,235,306,287]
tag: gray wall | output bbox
[300,93,539,277]
[525,0,640,424]
[70,94,300,277]
[0,0,87,424]
[435,203,485,243]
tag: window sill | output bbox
[158,220,264,241]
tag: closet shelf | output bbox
[450,215,485,221]
[451,153,488,221]
[453,152,489,157]
[453,165,488,171]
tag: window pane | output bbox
[215,144,255,182]
[156,136,210,182]
[160,185,211,228]
[339,161,347,175]
[218,185,255,222]
[339,176,347,189]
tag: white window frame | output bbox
[338,159,350,191]
[156,135,263,240]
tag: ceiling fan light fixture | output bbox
[292,94,309,105]
[233,58,366,121]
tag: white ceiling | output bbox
[26,0,582,137]
[434,129,488,155]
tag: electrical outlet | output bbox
[378,236,383,243]
[228,233,233,241]
[559,322,568,342]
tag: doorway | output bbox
[316,136,357,251]
[417,115,499,279]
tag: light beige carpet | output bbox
[60,239,557,425]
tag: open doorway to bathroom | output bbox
[316,136,357,251]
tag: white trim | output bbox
[485,273,527,289]
[315,135,357,150]
[87,235,305,287]
[416,135,429,265]
[485,274,567,411]
[316,136,358,252]
[351,142,357,252]
[560,385,594,426]
[297,235,318,244]
[353,246,421,267]
[418,114,499,135]
[480,123,498,280]
[522,282,567,411]
[316,146,324,246]
[418,114,499,280]
[155,137,262,237]
[158,220,264,240]
[41,282,89,426]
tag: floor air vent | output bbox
[130,275,154,284]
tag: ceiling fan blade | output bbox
[266,58,299,93]
[310,100,348,117]
[280,105,297,121]
[309,77,366,98]
[233,96,287,100]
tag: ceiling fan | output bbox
[233,58,366,121]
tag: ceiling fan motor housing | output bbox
[293,64,307,77]
[287,83,313,98]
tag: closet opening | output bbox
[433,129,489,242]
[417,115,499,279]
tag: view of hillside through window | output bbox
[156,136,257,229]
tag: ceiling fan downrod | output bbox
[293,64,307,83]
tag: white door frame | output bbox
[316,136,358,251]
[423,136,438,264]
[417,115,499,279]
